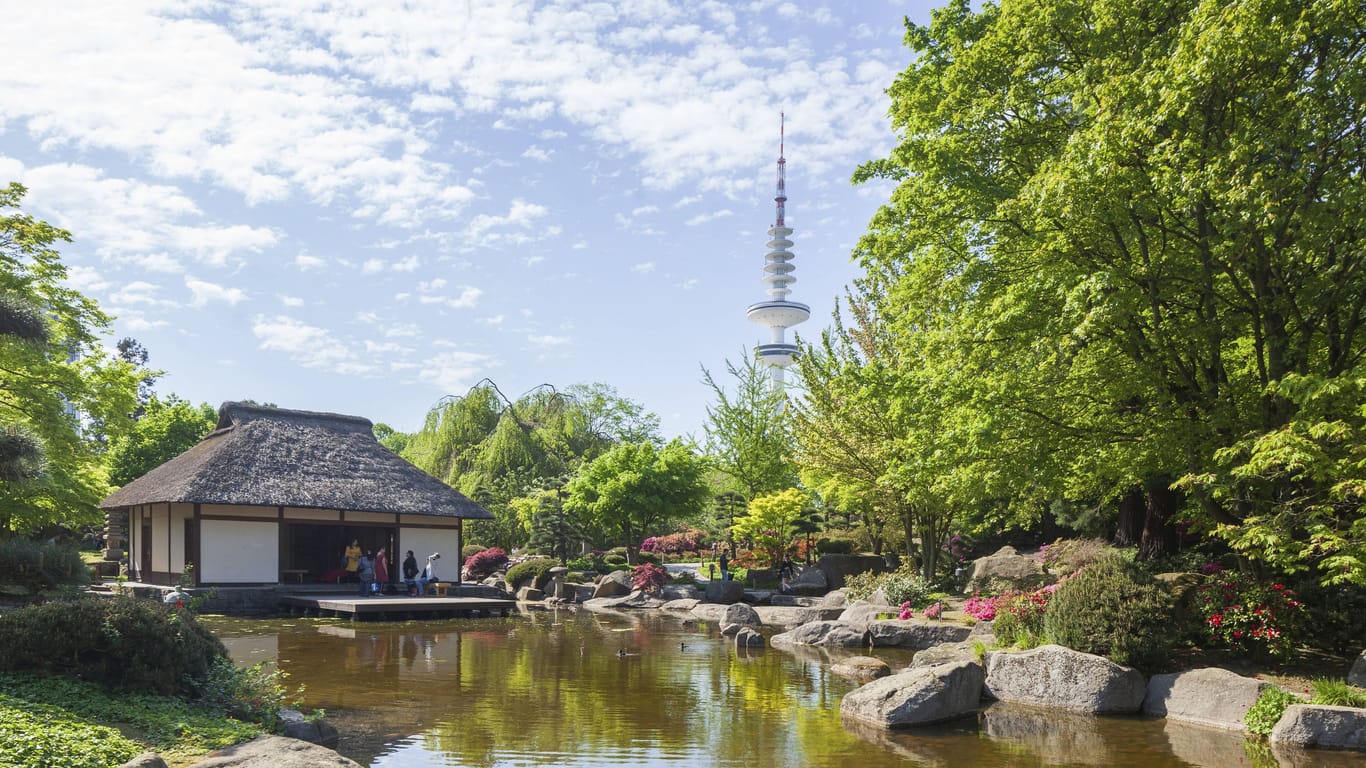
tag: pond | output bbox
[205,610,1354,767]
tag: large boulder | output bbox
[757,606,844,628]
[978,704,1113,764]
[831,655,892,682]
[770,620,869,648]
[661,598,700,611]
[1270,704,1366,750]
[704,580,746,605]
[1349,649,1366,688]
[592,571,633,599]
[1142,668,1270,731]
[119,756,167,768]
[839,661,985,728]
[910,641,988,670]
[868,620,972,649]
[788,567,828,596]
[822,589,849,608]
[815,554,887,590]
[984,645,1146,714]
[837,600,894,628]
[735,627,765,648]
[661,583,701,600]
[964,546,1050,593]
[278,709,340,748]
[188,735,361,767]
[516,586,544,602]
[721,602,762,627]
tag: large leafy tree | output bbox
[107,396,217,487]
[733,488,808,567]
[566,439,710,562]
[853,0,1365,583]
[0,182,139,531]
[701,352,797,500]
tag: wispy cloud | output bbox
[186,276,247,307]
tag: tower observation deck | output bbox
[746,114,809,386]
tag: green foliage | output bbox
[1310,678,1366,708]
[505,558,558,590]
[0,596,227,694]
[107,395,216,487]
[733,488,807,566]
[193,658,296,730]
[1245,687,1299,737]
[1044,558,1177,669]
[842,570,880,602]
[462,544,487,560]
[991,587,1057,649]
[1042,538,1116,577]
[879,566,933,608]
[0,691,140,768]
[1292,580,1366,654]
[815,537,856,555]
[701,353,796,498]
[1191,572,1306,662]
[0,539,90,594]
[567,439,710,556]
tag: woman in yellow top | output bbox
[344,540,362,581]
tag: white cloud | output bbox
[448,286,482,308]
[65,265,110,293]
[392,255,420,272]
[522,146,552,162]
[361,258,385,274]
[296,254,325,271]
[418,349,499,392]
[572,241,588,250]
[673,194,703,208]
[631,205,659,217]
[465,199,549,246]
[278,294,305,307]
[679,278,701,290]
[186,276,247,307]
[631,262,656,274]
[418,278,448,292]
[529,334,570,347]
[253,314,370,374]
[480,314,505,326]
[686,209,734,226]
[385,323,420,338]
[110,281,175,307]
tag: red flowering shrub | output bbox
[1193,572,1305,661]
[464,547,509,577]
[632,563,667,594]
[963,593,998,621]
[640,528,709,555]
[992,585,1058,646]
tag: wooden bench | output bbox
[432,581,450,596]
[281,569,308,583]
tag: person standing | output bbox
[344,539,362,582]
[375,547,390,590]
[718,552,729,582]
[357,551,374,596]
[402,550,419,595]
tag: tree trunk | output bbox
[1138,476,1181,561]
[1114,486,1144,547]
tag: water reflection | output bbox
[204,613,1362,768]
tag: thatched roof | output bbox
[101,401,492,519]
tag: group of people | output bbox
[344,540,441,596]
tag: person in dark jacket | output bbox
[402,550,419,595]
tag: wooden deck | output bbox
[279,594,516,621]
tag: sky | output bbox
[2,0,936,440]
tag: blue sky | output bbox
[3,1,936,439]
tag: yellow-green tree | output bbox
[732,488,807,567]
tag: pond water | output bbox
[205,610,1355,768]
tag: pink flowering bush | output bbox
[1192,571,1305,661]
[923,601,943,620]
[963,593,998,621]
[631,563,667,594]
[992,584,1059,646]
[639,528,708,556]
[897,601,913,620]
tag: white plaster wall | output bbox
[399,528,461,579]
[151,503,170,572]
[170,503,192,574]
[201,520,279,583]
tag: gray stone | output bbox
[572,583,595,602]
[839,661,985,728]
[1143,668,1269,731]
[704,580,746,605]
[830,655,891,682]
[735,627,765,648]
[1349,649,1366,688]
[815,554,888,590]
[661,598,700,611]
[1164,721,1256,768]
[965,545,1050,593]
[720,622,742,636]
[968,620,995,638]
[583,590,665,610]
[755,605,844,628]
[721,602,762,627]
[867,620,972,649]
[277,709,340,748]
[768,594,823,607]
[592,571,632,599]
[821,589,849,608]
[909,641,987,670]
[119,754,167,768]
[979,704,1113,764]
[984,645,1146,714]
[837,600,895,628]
[789,567,828,596]
[516,586,544,602]
[770,621,869,648]
[1270,704,1366,750]
[661,583,701,600]
[187,735,361,768]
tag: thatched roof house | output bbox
[102,402,491,586]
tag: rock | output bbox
[837,600,894,628]
[815,554,888,590]
[968,620,995,638]
[984,645,1146,714]
[721,602,762,627]
[868,620,972,649]
[735,627,765,648]
[661,598,700,611]
[1164,721,1256,768]
[583,591,666,610]
[119,754,167,768]
[1270,704,1366,750]
[770,621,869,648]
[592,571,633,599]
[909,641,987,670]
[866,588,893,606]
[756,606,844,628]
[830,655,891,681]
[720,622,742,636]
[1142,668,1269,731]
[979,703,1113,764]
[768,594,823,607]
[661,583,701,600]
[703,580,746,605]
[822,589,849,608]
[516,586,544,602]
[964,545,1050,593]
[789,567,828,596]
[839,661,985,728]
[1349,649,1366,688]
[188,735,362,767]
[277,709,340,748]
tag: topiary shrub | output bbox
[631,563,667,594]
[505,558,557,591]
[0,596,226,695]
[604,554,627,567]
[815,538,855,555]
[635,551,660,566]
[0,539,91,595]
[461,544,487,561]
[464,547,508,578]
[1043,557,1176,669]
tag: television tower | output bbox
[746,114,809,386]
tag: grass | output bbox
[0,673,262,768]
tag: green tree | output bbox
[566,439,709,563]
[701,352,796,500]
[733,488,808,567]
[0,182,139,532]
[107,396,218,487]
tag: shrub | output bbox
[1291,580,1366,654]
[463,547,508,577]
[963,593,998,621]
[1310,678,1366,708]
[0,539,91,594]
[991,586,1057,648]
[880,566,933,607]
[635,552,660,566]
[843,570,881,602]
[1044,557,1176,669]
[505,558,557,591]
[461,544,487,561]
[565,556,596,571]
[605,546,629,560]
[604,554,628,566]
[1191,571,1306,661]
[193,658,295,730]
[0,596,226,695]
[631,563,667,594]
[1245,686,1299,736]
[1041,538,1113,577]
[815,538,855,555]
